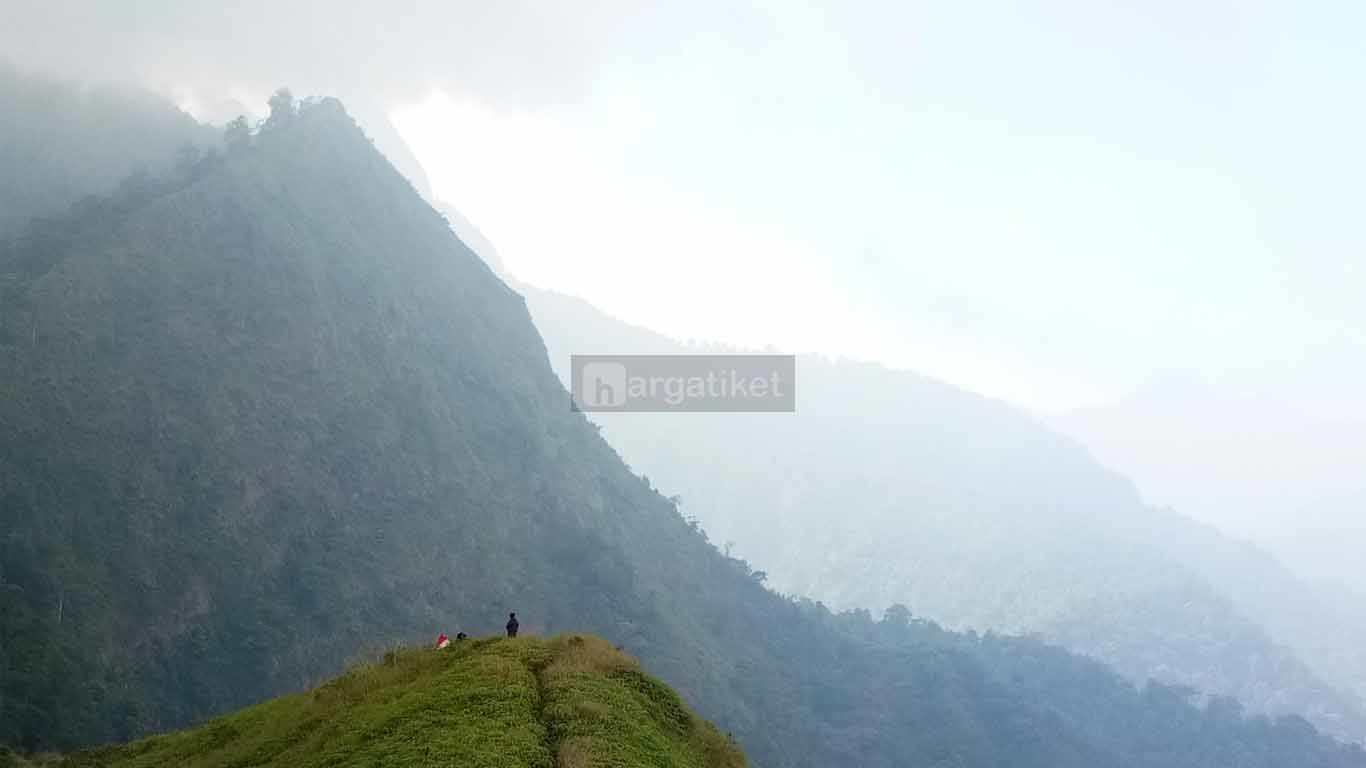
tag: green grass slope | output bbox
[56,635,743,768]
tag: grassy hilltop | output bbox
[51,635,744,768]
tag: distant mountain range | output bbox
[519,282,1366,743]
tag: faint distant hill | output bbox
[519,282,1366,743]
[1049,370,1366,590]
[1050,372,1366,733]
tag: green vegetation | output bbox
[54,635,742,768]
[2,87,1365,768]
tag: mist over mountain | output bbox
[4,85,1365,767]
[520,282,1366,743]
[1,2,633,110]
[0,62,216,238]
[1049,373,1366,594]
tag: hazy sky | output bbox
[5,0,1362,580]
[388,0,1366,412]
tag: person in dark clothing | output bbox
[506,612,519,638]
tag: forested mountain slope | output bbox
[522,283,1366,743]
[1,94,1364,768]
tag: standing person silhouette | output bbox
[506,612,519,638]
